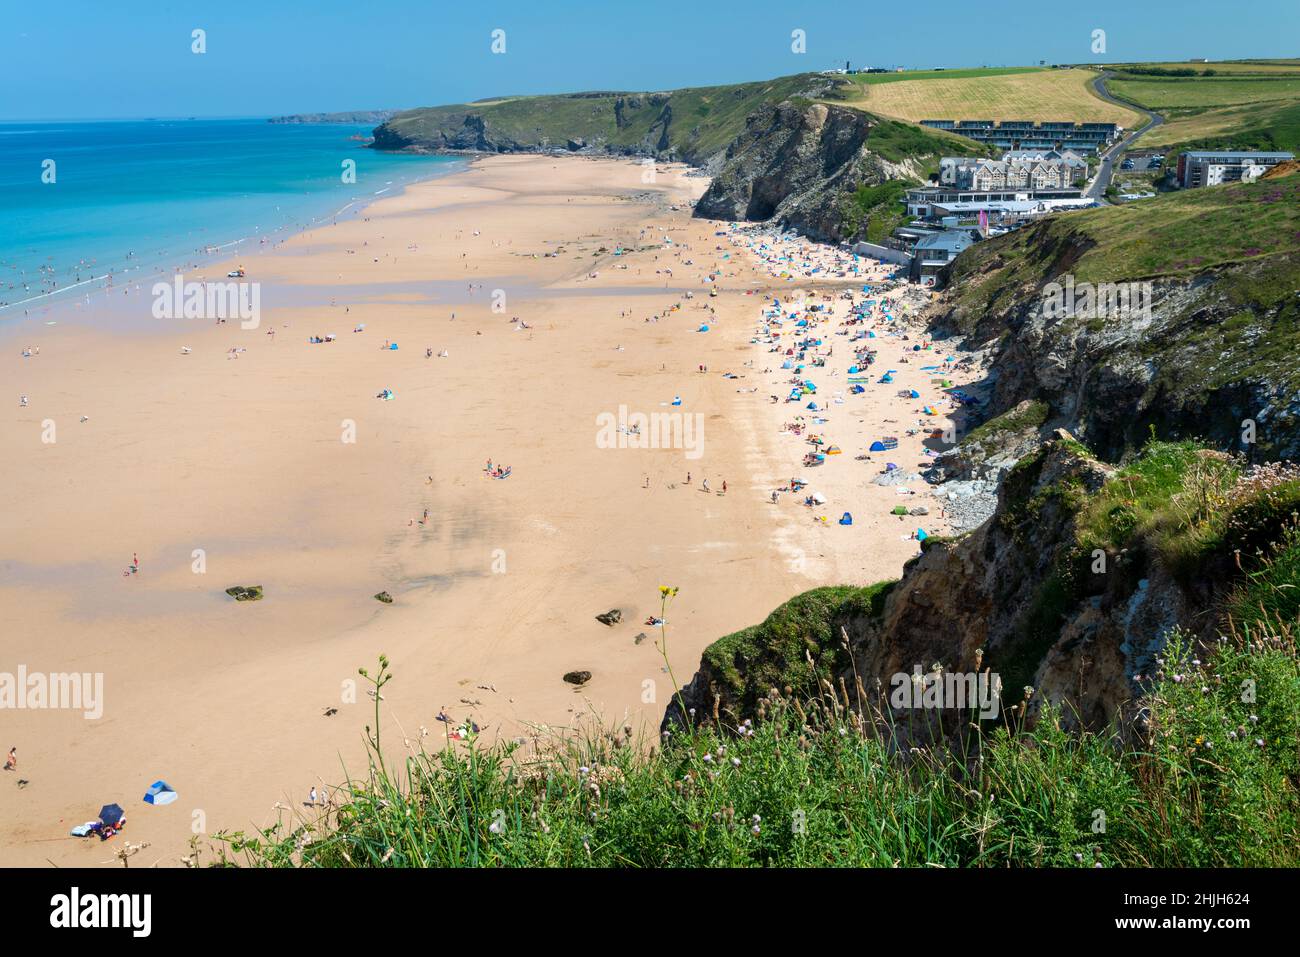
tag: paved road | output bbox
[1086,71,1164,202]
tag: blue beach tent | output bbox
[839,512,853,526]
[144,781,178,806]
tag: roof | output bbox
[1182,150,1295,160]
[914,231,975,253]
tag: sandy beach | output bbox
[0,154,977,867]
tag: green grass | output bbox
[963,400,1050,445]
[1109,74,1300,109]
[948,167,1300,320]
[865,117,987,164]
[839,179,912,243]
[211,629,1300,867]
[699,582,894,719]
[1107,68,1300,153]
[840,66,1048,87]
[378,74,837,164]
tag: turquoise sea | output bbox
[0,118,462,313]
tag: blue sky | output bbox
[2,0,1297,120]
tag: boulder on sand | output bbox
[595,609,623,626]
[225,585,264,602]
[374,591,393,604]
[563,670,592,686]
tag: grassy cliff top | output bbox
[949,165,1300,314]
[377,73,836,163]
[830,67,1141,127]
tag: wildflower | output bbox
[579,766,590,775]
[703,753,713,763]
[751,825,761,836]
[731,757,741,767]
[752,814,761,824]
[1256,739,1265,748]
[489,819,504,835]
[1073,853,1083,862]
[1249,714,1259,724]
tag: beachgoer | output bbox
[685,472,691,485]
[309,787,318,806]
[4,748,14,771]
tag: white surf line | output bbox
[0,238,250,312]
[373,187,391,196]
[0,273,113,311]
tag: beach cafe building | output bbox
[904,186,1083,219]
[909,230,977,289]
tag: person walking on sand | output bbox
[685,472,691,485]
[309,786,318,806]
[4,748,15,771]
[702,478,709,493]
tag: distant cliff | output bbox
[369,74,838,167]
[269,110,396,124]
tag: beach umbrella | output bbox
[144,781,178,806]
[99,803,125,827]
[916,528,928,541]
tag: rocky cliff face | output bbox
[693,102,928,243]
[931,223,1300,465]
[367,75,841,167]
[665,438,1238,740]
